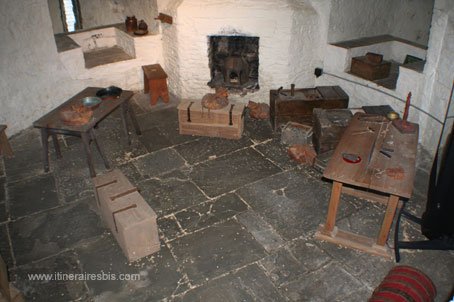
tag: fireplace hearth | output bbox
[207,35,259,90]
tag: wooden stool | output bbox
[0,125,13,158]
[142,64,169,105]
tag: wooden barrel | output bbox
[369,266,436,302]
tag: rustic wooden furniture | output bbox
[0,125,13,158]
[142,64,169,105]
[350,54,391,80]
[315,113,418,259]
[270,85,349,130]
[33,87,141,177]
[312,108,352,154]
[93,169,160,261]
[178,100,245,139]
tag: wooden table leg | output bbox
[40,128,50,172]
[51,134,62,159]
[377,194,400,246]
[0,127,13,158]
[81,132,96,178]
[322,181,343,234]
[120,103,131,145]
[90,129,110,170]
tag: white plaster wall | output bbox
[78,0,160,34]
[161,0,323,104]
[58,33,163,90]
[328,0,433,45]
[0,0,164,136]
[418,0,454,153]
[47,0,64,34]
[0,0,84,136]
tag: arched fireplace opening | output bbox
[207,35,259,90]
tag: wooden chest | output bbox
[312,108,352,154]
[178,100,245,139]
[93,170,160,262]
[270,86,349,130]
[350,55,391,80]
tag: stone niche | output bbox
[207,35,259,90]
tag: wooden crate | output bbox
[93,170,160,262]
[270,86,349,130]
[312,108,352,154]
[350,55,391,80]
[178,100,245,139]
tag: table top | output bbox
[33,87,133,133]
[323,113,418,198]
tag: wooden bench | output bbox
[142,64,169,105]
[0,125,13,158]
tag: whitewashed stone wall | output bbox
[0,0,163,136]
[78,0,160,34]
[160,0,324,104]
[418,0,454,152]
[328,0,434,45]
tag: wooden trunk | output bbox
[270,86,349,130]
[350,55,391,80]
[312,108,352,154]
[178,100,245,139]
[93,170,160,262]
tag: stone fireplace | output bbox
[160,0,323,103]
[207,35,259,90]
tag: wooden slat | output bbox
[323,181,343,233]
[377,195,400,246]
[315,225,393,259]
[323,113,418,199]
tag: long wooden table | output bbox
[33,87,141,177]
[315,113,418,258]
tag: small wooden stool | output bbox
[0,125,13,158]
[142,64,169,105]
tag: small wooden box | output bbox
[270,86,349,130]
[312,108,352,154]
[93,170,160,262]
[178,100,245,139]
[350,55,391,80]
[93,169,137,206]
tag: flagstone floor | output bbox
[0,94,452,301]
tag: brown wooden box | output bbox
[270,86,349,130]
[350,55,391,80]
[93,169,137,206]
[93,170,160,262]
[178,100,245,139]
[312,108,352,154]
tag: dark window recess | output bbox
[207,35,259,90]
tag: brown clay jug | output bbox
[125,16,137,32]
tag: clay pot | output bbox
[125,16,137,32]
[138,20,148,31]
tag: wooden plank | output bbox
[179,122,243,140]
[323,181,343,233]
[0,126,13,158]
[341,185,390,206]
[33,87,134,133]
[0,254,10,301]
[315,225,393,259]
[323,113,418,199]
[377,195,400,246]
